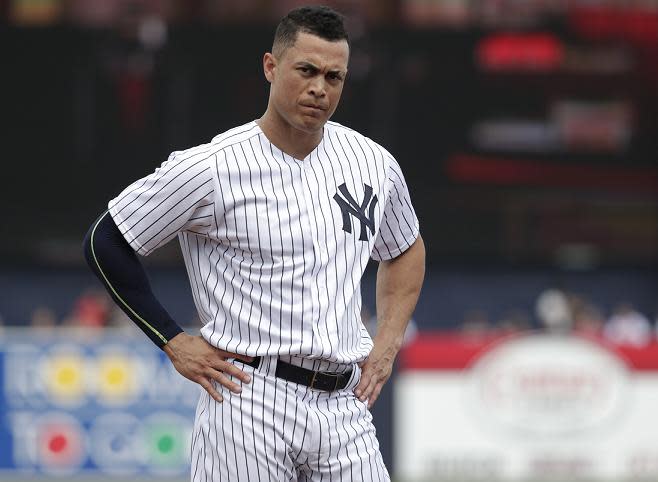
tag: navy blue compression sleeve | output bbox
[82,211,184,348]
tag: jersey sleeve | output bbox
[371,157,420,261]
[108,151,216,256]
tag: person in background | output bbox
[64,288,111,328]
[570,295,605,337]
[29,306,58,334]
[460,309,491,340]
[604,302,652,347]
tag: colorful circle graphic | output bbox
[40,346,87,407]
[143,412,191,475]
[96,354,139,405]
[89,412,142,475]
[36,413,85,475]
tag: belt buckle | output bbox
[310,371,340,391]
[310,370,318,388]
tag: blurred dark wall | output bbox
[1,24,656,268]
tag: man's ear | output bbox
[263,53,276,83]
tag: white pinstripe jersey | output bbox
[108,120,419,365]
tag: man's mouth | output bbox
[301,103,326,111]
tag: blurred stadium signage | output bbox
[396,333,658,480]
[476,33,564,72]
[465,336,628,436]
[0,330,197,477]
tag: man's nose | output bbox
[308,77,326,97]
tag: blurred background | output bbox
[0,0,656,480]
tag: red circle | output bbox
[49,434,68,454]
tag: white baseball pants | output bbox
[190,355,390,481]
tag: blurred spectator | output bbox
[460,309,491,340]
[603,302,652,347]
[29,306,57,332]
[570,295,605,337]
[495,308,531,336]
[65,288,111,328]
[536,288,572,333]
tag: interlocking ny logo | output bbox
[333,183,378,241]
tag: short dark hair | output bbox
[272,6,349,57]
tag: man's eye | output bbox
[299,67,311,74]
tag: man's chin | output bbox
[297,116,327,133]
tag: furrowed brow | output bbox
[297,62,320,71]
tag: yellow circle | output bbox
[97,355,136,404]
[106,367,125,386]
[45,355,85,404]
[56,366,78,386]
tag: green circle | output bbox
[157,435,174,454]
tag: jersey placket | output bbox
[297,158,332,356]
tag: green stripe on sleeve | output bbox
[90,211,169,345]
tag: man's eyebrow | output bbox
[328,69,346,77]
[296,62,346,75]
[296,61,320,70]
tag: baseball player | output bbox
[83,6,425,481]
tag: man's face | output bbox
[264,32,349,133]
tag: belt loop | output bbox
[310,370,318,388]
[264,356,278,377]
[345,365,358,391]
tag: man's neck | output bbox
[257,110,323,160]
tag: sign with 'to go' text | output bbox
[0,330,199,477]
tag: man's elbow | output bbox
[406,234,425,268]
[412,234,425,258]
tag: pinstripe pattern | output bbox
[191,359,389,481]
[108,120,419,365]
[108,120,418,480]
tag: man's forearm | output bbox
[375,235,425,349]
[83,211,183,347]
[355,235,425,406]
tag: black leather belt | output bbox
[244,357,352,392]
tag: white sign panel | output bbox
[395,334,658,481]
